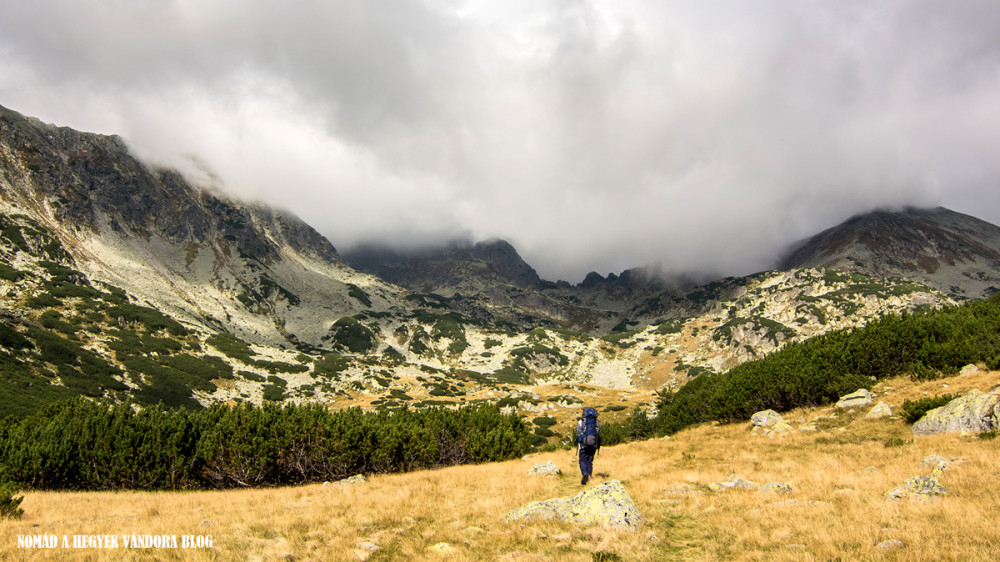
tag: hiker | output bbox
[575,406,600,485]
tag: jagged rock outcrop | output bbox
[911,389,1000,436]
[505,480,642,530]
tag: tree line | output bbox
[0,399,529,491]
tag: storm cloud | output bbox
[2,0,999,282]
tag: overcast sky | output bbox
[2,1,999,282]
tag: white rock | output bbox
[836,389,873,409]
[865,402,892,419]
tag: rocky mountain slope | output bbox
[0,104,406,349]
[779,207,1000,300]
[0,104,972,425]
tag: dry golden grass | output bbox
[3,371,1000,561]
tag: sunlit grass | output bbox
[3,371,999,560]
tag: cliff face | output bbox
[0,104,403,347]
[779,207,1000,300]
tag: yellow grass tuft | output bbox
[3,372,1000,560]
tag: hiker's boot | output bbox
[581,474,589,485]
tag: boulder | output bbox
[505,480,642,530]
[528,461,561,476]
[836,389,873,409]
[959,364,980,376]
[911,389,1000,436]
[884,476,947,502]
[751,409,783,428]
[865,402,892,419]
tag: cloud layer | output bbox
[2,0,999,282]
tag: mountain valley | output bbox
[0,104,994,443]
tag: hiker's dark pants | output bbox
[579,445,597,477]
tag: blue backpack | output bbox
[578,407,600,449]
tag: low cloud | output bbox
[2,1,999,282]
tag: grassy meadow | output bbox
[2,370,999,561]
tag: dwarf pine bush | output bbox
[0,479,24,519]
[0,399,529,491]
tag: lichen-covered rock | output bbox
[865,402,892,419]
[884,476,947,502]
[758,482,793,495]
[911,389,1000,436]
[836,389,873,409]
[751,409,783,428]
[528,461,561,476]
[918,455,966,470]
[504,480,642,530]
[333,474,366,485]
[766,422,794,438]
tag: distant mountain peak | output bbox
[343,237,542,293]
[779,206,1000,299]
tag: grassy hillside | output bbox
[2,370,998,560]
[652,292,1000,436]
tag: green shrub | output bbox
[0,480,24,519]
[105,303,187,336]
[313,353,349,379]
[0,263,22,282]
[328,317,376,354]
[346,284,372,307]
[532,416,557,427]
[261,384,286,402]
[207,333,256,362]
[901,395,957,424]
[26,293,61,308]
[0,400,530,490]
[376,347,401,365]
[239,371,265,382]
[527,434,548,447]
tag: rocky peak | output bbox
[779,206,1000,299]
[343,237,542,292]
[468,239,541,289]
[0,104,339,265]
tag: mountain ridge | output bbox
[0,103,980,423]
